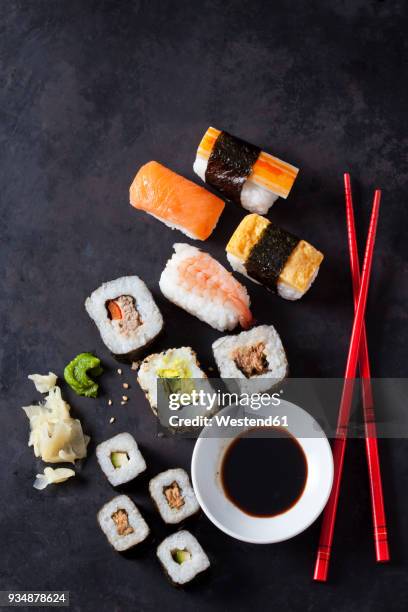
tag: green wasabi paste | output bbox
[64,352,103,398]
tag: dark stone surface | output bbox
[1,1,407,610]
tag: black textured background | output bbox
[1,1,407,611]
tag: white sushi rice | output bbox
[96,433,146,486]
[97,495,149,551]
[85,276,163,357]
[194,154,278,214]
[240,180,279,214]
[212,325,288,393]
[227,251,316,301]
[159,243,250,331]
[276,266,320,301]
[157,530,210,585]
[149,468,199,524]
[137,347,207,414]
[226,252,260,285]
[150,212,198,240]
[193,156,207,182]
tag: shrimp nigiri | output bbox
[159,243,252,332]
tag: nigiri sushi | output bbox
[193,127,299,214]
[226,213,324,300]
[129,161,225,240]
[159,243,252,331]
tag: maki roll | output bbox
[137,347,208,415]
[96,432,146,486]
[212,325,288,393]
[85,276,163,361]
[159,243,252,331]
[193,127,298,214]
[97,495,149,551]
[226,214,324,300]
[129,161,225,240]
[157,531,210,586]
[149,468,199,524]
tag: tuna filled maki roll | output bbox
[157,531,210,586]
[160,243,252,331]
[85,276,163,360]
[212,325,288,393]
[226,214,324,300]
[96,432,146,486]
[149,468,199,524]
[194,126,299,214]
[97,495,149,551]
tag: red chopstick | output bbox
[313,188,381,582]
[344,174,390,563]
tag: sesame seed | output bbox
[117,368,122,375]
[109,417,115,424]
[123,383,129,389]
[122,395,128,401]
[108,399,112,406]
[120,401,126,405]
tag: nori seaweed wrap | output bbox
[205,131,260,202]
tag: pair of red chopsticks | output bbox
[313,174,389,582]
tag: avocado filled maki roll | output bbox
[149,468,199,524]
[157,531,210,586]
[97,495,149,551]
[193,127,299,214]
[85,276,163,361]
[96,432,146,486]
[137,347,206,415]
[137,347,217,430]
[226,213,324,300]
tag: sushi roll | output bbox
[96,433,146,486]
[129,161,225,240]
[97,495,149,551]
[193,126,299,214]
[85,276,163,361]
[149,468,199,524]
[157,530,210,586]
[137,347,211,417]
[212,325,288,393]
[159,243,252,331]
[226,214,324,300]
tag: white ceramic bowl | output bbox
[191,401,333,544]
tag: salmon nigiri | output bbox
[159,243,252,332]
[130,161,225,241]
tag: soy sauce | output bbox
[221,427,308,517]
